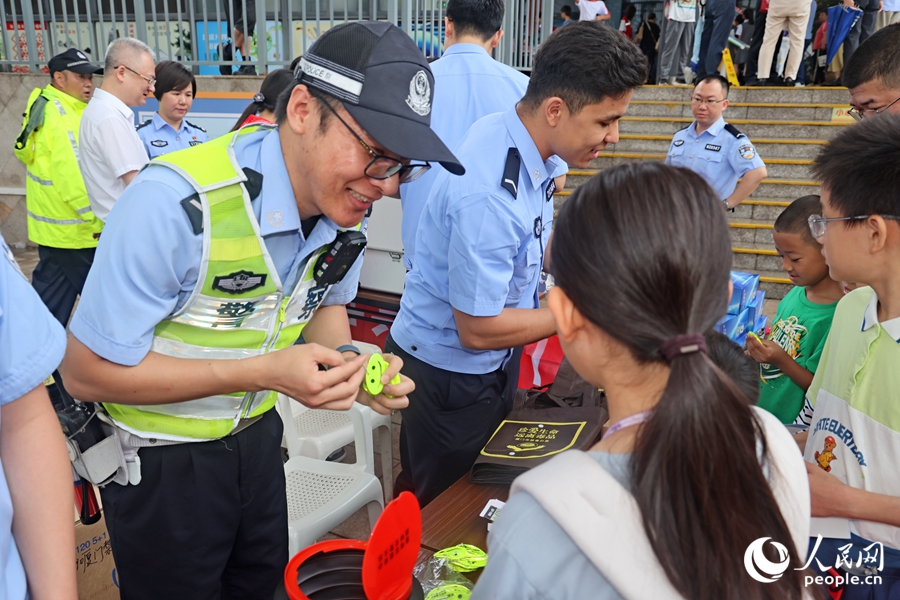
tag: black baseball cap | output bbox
[294,21,464,176]
[48,48,103,75]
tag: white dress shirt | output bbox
[78,88,149,221]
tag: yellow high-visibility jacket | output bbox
[14,85,102,248]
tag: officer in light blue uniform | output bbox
[71,126,364,366]
[0,233,74,599]
[388,106,562,504]
[665,75,767,208]
[399,0,565,271]
[136,112,208,159]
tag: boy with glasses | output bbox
[78,38,155,222]
[665,75,767,209]
[794,115,900,598]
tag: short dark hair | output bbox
[522,22,647,114]
[446,0,505,41]
[695,74,730,97]
[704,331,760,403]
[648,12,656,20]
[153,60,196,100]
[274,80,341,134]
[561,4,572,16]
[811,114,900,222]
[774,195,821,246]
[843,23,900,90]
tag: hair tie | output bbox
[253,92,265,104]
[659,334,708,362]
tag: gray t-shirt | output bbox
[471,452,632,600]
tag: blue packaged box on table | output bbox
[716,307,751,343]
[728,271,761,315]
[745,289,766,328]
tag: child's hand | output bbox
[745,334,790,367]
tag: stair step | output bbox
[730,221,774,229]
[633,86,850,106]
[732,244,784,273]
[619,118,847,139]
[626,100,847,122]
[610,136,828,159]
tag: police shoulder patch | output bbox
[724,123,746,139]
[213,270,267,294]
[738,143,757,160]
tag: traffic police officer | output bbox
[60,22,461,599]
[665,75,767,209]
[387,22,648,505]
[136,60,208,159]
[14,48,103,326]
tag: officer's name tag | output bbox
[545,179,556,202]
[704,144,721,152]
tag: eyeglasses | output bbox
[319,101,430,184]
[848,95,900,121]
[119,65,156,87]
[808,213,900,238]
[690,96,726,106]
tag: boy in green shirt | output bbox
[746,195,843,423]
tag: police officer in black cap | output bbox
[14,48,103,327]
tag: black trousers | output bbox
[30,245,95,327]
[746,11,767,79]
[386,334,520,507]
[100,409,288,600]
[697,0,737,75]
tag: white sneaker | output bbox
[683,66,694,85]
[667,76,678,85]
[794,81,805,87]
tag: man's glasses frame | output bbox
[808,213,900,238]
[690,96,727,106]
[319,100,430,184]
[848,95,900,121]
[119,64,156,87]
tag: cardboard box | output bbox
[76,513,119,600]
[745,290,766,330]
[728,271,760,315]
[716,307,750,343]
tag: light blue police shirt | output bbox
[391,107,561,374]
[398,44,565,271]
[70,127,366,367]
[664,116,765,200]
[0,234,67,600]
[136,112,209,159]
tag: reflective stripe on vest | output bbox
[102,125,359,441]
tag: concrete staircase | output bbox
[554,85,853,299]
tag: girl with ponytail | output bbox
[231,68,294,130]
[471,162,815,600]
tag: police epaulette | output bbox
[677,123,691,132]
[185,120,207,133]
[724,123,746,139]
[135,119,153,131]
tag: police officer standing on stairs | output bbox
[59,22,462,599]
[387,22,648,506]
[14,48,103,327]
[665,75,767,209]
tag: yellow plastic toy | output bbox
[363,354,401,397]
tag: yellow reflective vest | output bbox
[14,85,102,248]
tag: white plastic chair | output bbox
[280,341,394,502]
[278,394,385,556]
